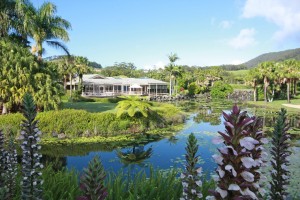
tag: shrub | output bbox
[210,81,233,99]
[269,108,291,200]
[188,82,201,95]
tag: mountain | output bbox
[219,48,300,70]
[242,48,300,68]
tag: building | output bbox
[68,74,168,97]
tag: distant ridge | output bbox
[219,48,300,70]
[243,48,300,68]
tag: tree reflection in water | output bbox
[116,145,153,167]
[193,106,222,126]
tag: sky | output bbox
[32,0,300,69]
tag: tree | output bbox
[256,61,275,102]
[245,67,260,101]
[280,60,299,103]
[27,2,71,60]
[165,53,179,96]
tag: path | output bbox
[282,104,300,109]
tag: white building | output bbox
[68,74,168,97]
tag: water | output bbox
[42,101,300,177]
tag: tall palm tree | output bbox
[74,56,91,84]
[280,60,298,103]
[165,53,179,96]
[257,61,275,102]
[27,2,71,60]
[245,67,260,101]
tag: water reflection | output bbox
[116,145,153,167]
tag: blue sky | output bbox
[32,0,300,69]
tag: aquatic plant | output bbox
[21,93,43,199]
[208,105,267,199]
[78,155,107,200]
[269,108,291,200]
[181,133,203,200]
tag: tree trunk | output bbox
[294,79,297,96]
[264,77,267,102]
[254,85,257,102]
[287,79,291,103]
[64,76,67,90]
[169,73,172,96]
[2,103,7,115]
[69,73,72,98]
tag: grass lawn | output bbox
[228,69,249,76]
[247,95,300,113]
[62,102,117,112]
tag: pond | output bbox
[41,101,300,180]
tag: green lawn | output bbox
[228,69,249,76]
[247,95,300,113]
[62,102,117,112]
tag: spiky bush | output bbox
[78,155,108,200]
[21,93,43,200]
[180,133,203,200]
[208,105,267,200]
[269,108,291,200]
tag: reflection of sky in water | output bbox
[67,113,226,176]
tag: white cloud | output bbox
[143,61,165,70]
[219,20,233,29]
[228,28,257,49]
[242,0,300,41]
[230,60,244,65]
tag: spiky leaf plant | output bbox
[4,136,18,200]
[21,93,43,200]
[208,105,267,200]
[78,155,108,200]
[181,133,203,200]
[269,108,291,200]
[0,130,8,198]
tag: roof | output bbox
[129,84,142,89]
[81,74,168,85]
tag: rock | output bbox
[58,133,66,139]
[52,131,58,137]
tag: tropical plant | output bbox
[245,67,261,101]
[208,105,267,199]
[116,145,153,166]
[78,155,107,200]
[166,53,180,95]
[180,133,203,200]
[256,61,275,102]
[269,108,291,200]
[27,2,71,60]
[20,93,43,199]
[116,96,152,119]
[210,81,233,99]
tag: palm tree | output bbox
[257,61,275,102]
[74,56,91,84]
[165,53,179,96]
[245,67,260,101]
[27,2,71,60]
[280,60,298,103]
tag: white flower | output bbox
[281,164,288,170]
[225,165,237,177]
[23,177,28,180]
[212,136,224,144]
[219,146,237,156]
[197,193,203,198]
[271,170,277,175]
[240,137,259,150]
[217,167,225,178]
[191,189,196,194]
[212,154,223,165]
[260,138,268,144]
[282,175,289,180]
[216,187,228,198]
[259,188,266,196]
[206,196,216,200]
[196,167,202,174]
[252,183,259,189]
[195,180,202,187]
[228,184,240,191]
[241,171,254,182]
[212,175,220,182]
[241,157,255,168]
[241,188,258,200]
[180,173,185,179]
[33,181,37,186]
[182,182,188,188]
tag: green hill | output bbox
[219,48,300,70]
[242,48,300,68]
